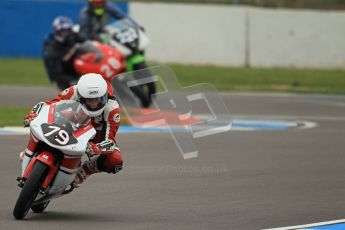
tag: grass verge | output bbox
[0,107,30,127]
[168,63,345,94]
[1,58,345,94]
[0,59,49,86]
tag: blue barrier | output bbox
[0,0,128,57]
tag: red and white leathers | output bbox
[21,84,123,184]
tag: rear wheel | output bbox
[133,61,156,103]
[130,85,151,108]
[13,161,48,220]
[31,200,50,213]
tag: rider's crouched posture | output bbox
[21,73,123,185]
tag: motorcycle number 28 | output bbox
[41,124,77,146]
[100,57,122,79]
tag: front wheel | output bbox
[13,161,48,220]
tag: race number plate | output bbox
[41,123,78,146]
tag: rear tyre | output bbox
[31,200,50,213]
[13,161,48,220]
[130,85,151,108]
[133,61,156,101]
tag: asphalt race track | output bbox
[0,85,345,229]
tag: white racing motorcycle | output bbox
[13,101,96,220]
[103,19,156,107]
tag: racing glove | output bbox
[85,140,117,157]
[86,142,102,157]
[97,140,118,154]
[23,102,46,127]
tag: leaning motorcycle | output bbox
[102,19,156,106]
[13,101,96,220]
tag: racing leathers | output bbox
[43,33,85,91]
[21,85,123,185]
[79,3,138,41]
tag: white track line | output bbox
[264,219,345,230]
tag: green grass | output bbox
[167,63,345,94]
[0,59,49,86]
[1,58,345,94]
[0,107,30,127]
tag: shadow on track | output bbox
[26,211,116,222]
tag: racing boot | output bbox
[19,151,25,162]
[20,149,34,176]
[73,156,101,186]
[20,134,39,175]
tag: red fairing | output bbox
[26,134,39,153]
[73,123,94,138]
[36,151,56,168]
[47,104,55,123]
[73,41,126,83]
[61,155,81,170]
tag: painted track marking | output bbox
[265,219,345,230]
[0,118,317,135]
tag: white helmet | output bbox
[77,73,108,117]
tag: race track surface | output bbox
[1,86,345,230]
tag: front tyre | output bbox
[13,161,48,220]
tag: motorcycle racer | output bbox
[79,0,139,41]
[21,73,123,186]
[43,16,85,90]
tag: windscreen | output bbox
[53,101,91,133]
[107,19,139,50]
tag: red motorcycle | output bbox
[72,41,151,107]
[73,41,125,81]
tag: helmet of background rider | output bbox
[52,16,74,44]
[88,0,106,16]
[77,73,108,117]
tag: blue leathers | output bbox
[42,32,84,90]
